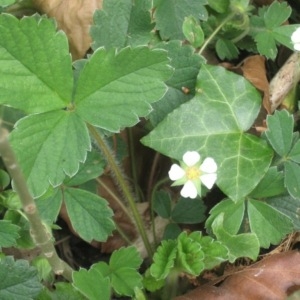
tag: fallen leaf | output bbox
[32,0,103,60]
[175,251,300,300]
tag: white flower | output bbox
[291,27,300,51]
[168,151,217,199]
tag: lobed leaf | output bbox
[143,65,273,201]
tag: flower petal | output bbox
[180,180,198,198]
[200,173,217,189]
[168,164,185,181]
[200,157,217,173]
[183,151,200,166]
[291,28,300,44]
[294,43,300,51]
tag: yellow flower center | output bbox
[186,167,201,180]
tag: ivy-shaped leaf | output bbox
[0,14,73,113]
[0,256,42,299]
[154,0,208,40]
[91,0,153,50]
[74,47,172,132]
[63,188,115,243]
[143,65,273,201]
[247,199,293,248]
[10,111,90,197]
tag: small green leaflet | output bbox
[0,220,19,248]
[63,188,115,243]
[143,65,273,201]
[0,15,171,197]
[284,161,300,199]
[0,257,42,299]
[91,0,153,50]
[154,0,208,40]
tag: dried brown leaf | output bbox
[32,0,103,60]
[175,251,300,300]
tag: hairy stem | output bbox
[88,124,153,258]
[0,126,73,281]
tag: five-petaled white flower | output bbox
[291,27,300,51]
[168,151,217,199]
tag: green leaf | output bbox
[265,110,294,156]
[206,199,245,235]
[200,236,228,270]
[212,213,260,262]
[38,282,86,300]
[0,14,73,114]
[63,188,115,242]
[264,1,291,29]
[142,65,273,201]
[153,191,172,219]
[182,16,204,48]
[266,194,300,230]
[150,41,202,126]
[284,161,300,199]
[171,197,206,224]
[163,223,181,240]
[36,189,62,224]
[75,47,172,132]
[109,247,143,296]
[10,111,91,197]
[216,38,239,60]
[150,240,177,280]
[154,0,208,40]
[0,220,19,248]
[254,32,278,60]
[0,169,10,190]
[0,256,42,299]
[64,150,105,186]
[0,0,15,6]
[177,232,205,276]
[73,266,111,300]
[91,0,153,50]
[250,166,285,198]
[288,139,300,163]
[247,199,293,248]
[207,0,229,13]
[142,269,165,293]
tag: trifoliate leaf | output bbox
[10,111,90,197]
[284,161,300,199]
[0,220,19,248]
[171,197,206,224]
[109,247,143,296]
[63,188,115,243]
[0,256,42,299]
[91,0,153,50]
[265,110,294,157]
[75,47,172,132]
[150,41,203,126]
[73,266,111,300]
[247,199,293,248]
[212,213,260,262]
[154,0,208,40]
[150,240,177,280]
[0,14,73,114]
[250,166,285,198]
[206,199,245,235]
[143,65,273,201]
[177,232,205,276]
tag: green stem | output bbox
[162,270,180,300]
[198,12,235,55]
[0,126,73,281]
[88,124,153,258]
